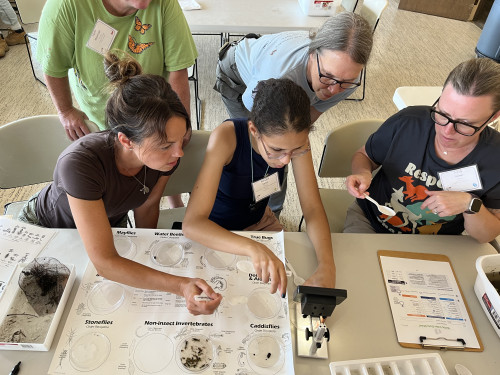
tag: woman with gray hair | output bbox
[214,11,373,215]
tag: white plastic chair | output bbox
[156,130,211,229]
[359,0,389,31]
[346,0,389,101]
[340,0,359,12]
[187,60,202,130]
[299,119,384,232]
[1,115,98,217]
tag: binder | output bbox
[378,250,483,352]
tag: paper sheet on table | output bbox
[49,229,294,375]
[179,0,201,10]
[379,252,481,350]
[0,217,56,297]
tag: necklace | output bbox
[131,166,150,194]
[435,139,448,155]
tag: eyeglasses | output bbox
[316,52,361,89]
[430,98,495,136]
[258,136,311,160]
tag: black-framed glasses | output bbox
[430,98,495,136]
[316,52,361,89]
[258,136,311,160]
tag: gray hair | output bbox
[444,58,500,112]
[308,12,373,65]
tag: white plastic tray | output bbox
[0,262,75,351]
[330,353,449,375]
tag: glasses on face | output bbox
[258,136,311,160]
[430,98,495,136]
[316,52,361,89]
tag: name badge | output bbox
[438,164,483,192]
[86,19,118,55]
[251,172,281,202]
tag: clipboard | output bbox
[377,250,483,352]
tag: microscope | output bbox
[293,286,347,359]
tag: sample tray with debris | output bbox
[329,353,449,375]
[0,260,75,351]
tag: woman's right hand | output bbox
[250,243,288,297]
[58,107,91,141]
[346,172,372,199]
[180,277,222,315]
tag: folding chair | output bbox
[156,130,211,229]
[346,0,389,101]
[340,0,359,12]
[298,119,384,232]
[188,60,202,130]
[1,115,98,218]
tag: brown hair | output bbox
[444,58,500,112]
[104,50,191,145]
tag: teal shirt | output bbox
[37,0,197,128]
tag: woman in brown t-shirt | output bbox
[19,52,221,315]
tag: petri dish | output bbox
[247,288,282,319]
[236,259,255,273]
[177,334,214,373]
[204,248,236,269]
[114,236,137,259]
[247,334,283,372]
[133,333,174,373]
[151,241,184,267]
[87,280,125,315]
[69,332,111,372]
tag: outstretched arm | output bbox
[67,195,221,315]
[183,122,288,296]
[293,150,336,289]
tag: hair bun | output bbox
[104,50,143,85]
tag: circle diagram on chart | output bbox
[247,288,282,319]
[204,248,236,270]
[87,280,126,315]
[247,334,284,374]
[69,332,111,372]
[177,334,214,373]
[133,333,174,373]
[114,236,137,259]
[150,240,184,267]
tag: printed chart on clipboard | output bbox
[378,250,482,352]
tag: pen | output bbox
[9,361,20,375]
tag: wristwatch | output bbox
[464,194,482,214]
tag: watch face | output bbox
[470,198,482,213]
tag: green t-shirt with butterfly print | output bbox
[37,0,197,129]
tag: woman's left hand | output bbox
[421,190,471,217]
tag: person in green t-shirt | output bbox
[38,0,197,142]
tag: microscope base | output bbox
[295,306,329,359]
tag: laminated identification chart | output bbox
[0,217,55,297]
[49,229,294,375]
[378,250,482,351]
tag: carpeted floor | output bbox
[0,0,483,231]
